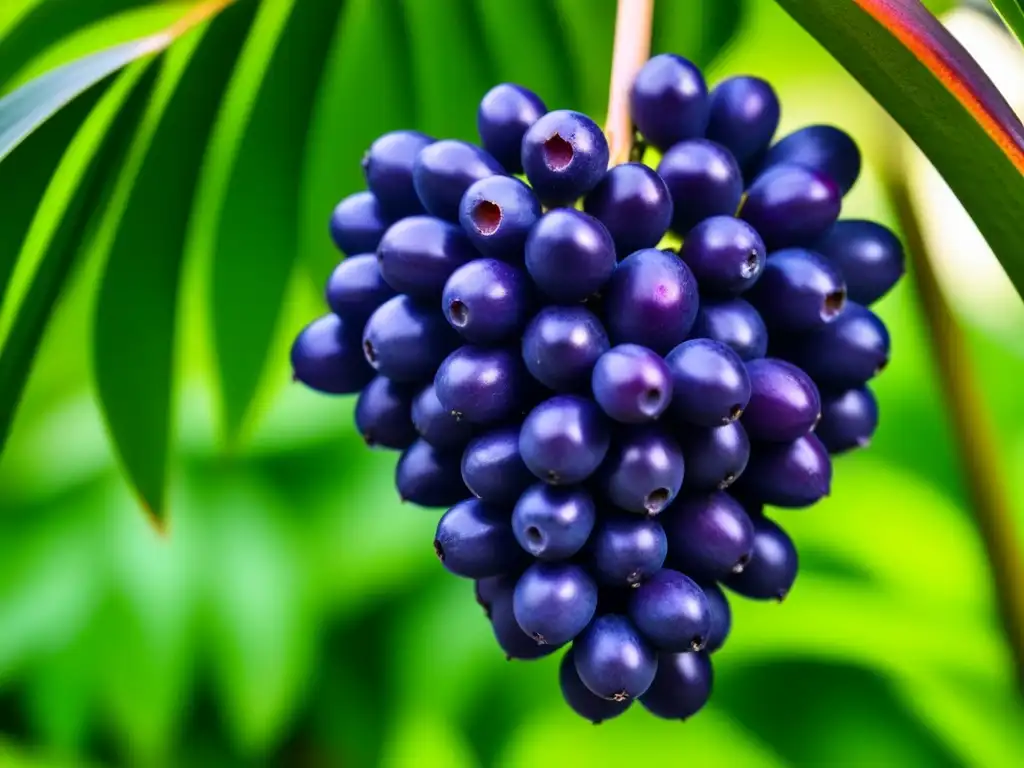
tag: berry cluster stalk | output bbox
[604,0,655,166]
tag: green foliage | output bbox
[990,0,1024,47]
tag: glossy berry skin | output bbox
[434,498,523,579]
[690,298,768,362]
[413,140,504,221]
[362,295,459,383]
[329,191,391,256]
[742,358,822,442]
[521,110,610,206]
[604,249,700,355]
[735,433,831,508]
[490,591,561,660]
[512,484,596,560]
[629,53,708,151]
[434,346,527,425]
[591,344,672,424]
[640,651,712,720]
[722,515,798,600]
[513,562,598,646]
[746,248,847,332]
[628,569,711,652]
[662,492,755,581]
[560,649,632,723]
[519,396,611,485]
[477,83,546,174]
[601,427,685,515]
[355,376,418,449]
[657,140,744,235]
[442,259,532,344]
[701,583,732,653]
[665,339,751,427]
[377,216,477,299]
[778,302,890,388]
[521,306,610,392]
[291,314,374,394]
[574,614,658,701]
[816,386,879,454]
[524,209,616,303]
[588,514,668,587]
[679,215,766,296]
[678,421,750,492]
[763,124,861,195]
[362,130,433,218]
[395,439,467,507]
[705,76,780,167]
[475,573,517,616]
[461,427,535,505]
[411,384,476,449]
[459,175,541,261]
[583,163,673,255]
[814,220,905,305]
[741,164,841,249]
[325,253,396,321]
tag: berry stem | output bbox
[604,0,655,166]
[887,167,1024,697]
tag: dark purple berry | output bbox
[524,209,616,303]
[742,358,821,442]
[574,614,658,701]
[665,339,751,427]
[355,376,417,449]
[701,583,732,653]
[413,140,504,221]
[628,569,710,652]
[461,427,535,505]
[816,386,879,454]
[601,426,684,515]
[740,164,841,249]
[763,124,861,195]
[560,649,632,723]
[434,498,523,579]
[735,433,831,508]
[639,651,712,720]
[629,53,708,151]
[746,248,846,332]
[291,314,374,394]
[588,514,667,588]
[477,83,546,174]
[722,515,798,600]
[362,295,459,383]
[521,306,610,392]
[442,258,532,344]
[434,346,527,425]
[813,220,905,305]
[690,298,768,362]
[591,344,672,424]
[705,76,780,167]
[395,439,466,507]
[490,591,561,660]
[519,395,610,485]
[329,191,390,256]
[678,421,750,491]
[325,254,397,322]
[679,215,765,296]
[512,484,596,560]
[459,175,541,261]
[657,140,743,235]
[662,492,755,581]
[376,215,477,299]
[521,110,610,206]
[513,562,598,646]
[475,573,518,616]
[362,130,433,218]
[411,384,476,449]
[583,163,673,255]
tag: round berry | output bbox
[559,649,632,723]
[705,76,780,167]
[665,339,751,427]
[701,582,732,653]
[362,130,434,218]
[591,344,672,424]
[475,573,517,616]
[663,492,755,581]
[639,651,712,720]
[629,53,708,151]
[521,110,610,205]
[690,298,768,362]
[376,216,477,299]
[746,248,847,332]
[413,139,504,221]
[355,376,417,449]
[459,175,541,261]
[816,386,879,454]
[477,83,546,174]
[513,562,598,646]
[583,163,673,256]
[601,426,685,515]
[521,305,610,392]
[628,569,711,652]
[434,346,527,425]
[434,498,523,579]
[329,191,390,255]
[604,248,700,354]
[411,384,477,449]
[519,395,611,485]
[291,314,374,394]
[741,164,841,249]
[512,484,596,560]
[574,614,657,701]
[490,590,560,660]
[735,433,831,508]
[442,258,532,344]
[778,302,890,388]
[325,254,397,322]
[763,124,861,195]
[461,427,535,505]
[524,209,616,303]
[395,439,466,507]
[657,140,744,235]
[588,513,667,588]
[679,216,766,296]
[362,295,459,383]
[722,515,798,600]
[742,358,822,442]
[813,220,905,305]
[678,421,750,491]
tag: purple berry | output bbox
[813,220,905,306]
[763,124,861,195]
[678,421,750,491]
[525,209,616,303]
[442,258,532,344]
[461,427,535,505]
[521,110,610,205]
[513,562,598,646]
[662,492,755,581]
[735,433,831,508]
[591,344,673,424]
[411,384,477,449]
[701,582,732,653]
[574,614,658,701]
[519,395,611,485]
[521,305,610,392]
[690,298,768,362]
[560,649,632,723]
[329,191,391,255]
[490,590,560,660]
[816,386,879,454]
[362,295,459,383]
[459,175,541,261]
[705,76,780,167]
[512,484,596,560]
[395,439,467,507]
[639,651,713,720]
[665,339,751,427]
[291,314,374,394]
[741,164,841,249]
[376,216,477,299]
[588,513,668,588]
[629,53,709,151]
[746,248,847,332]
[679,215,766,296]
[434,346,528,425]
[601,426,685,515]
[722,515,798,600]
[434,498,523,579]
[362,130,434,218]
[413,140,504,221]
[657,140,743,235]
[742,358,822,442]
[355,376,417,449]
[628,569,710,652]
[325,254,397,322]
[477,83,546,173]
[583,163,673,255]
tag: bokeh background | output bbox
[1,0,1023,765]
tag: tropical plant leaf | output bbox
[989,0,1024,47]
[772,0,1024,299]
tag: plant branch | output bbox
[605,0,654,166]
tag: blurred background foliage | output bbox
[0,0,1022,765]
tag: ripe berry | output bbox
[813,220,905,305]
[477,83,547,173]
[434,346,528,425]
[459,175,541,261]
[679,215,766,296]
[678,421,750,491]
[362,130,434,218]
[705,76,780,167]
[778,302,890,388]
[639,651,712,720]
[434,498,523,579]
[520,395,611,485]
[746,248,847,332]
[411,384,476,449]
[701,582,732,653]
[604,248,700,354]
[395,439,466,507]
[524,209,616,303]
[291,314,375,394]
[722,515,798,600]
[742,358,822,442]
[513,562,598,646]
[325,254,397,322]
[690,298,768,362]
[574,614,658,701]
[657,140,743,235]
[629,53,708,151]
[816,386,879,454]
[461,427,535,505]
[377,216,477,299]
[583,163,673,255]
[741,164,841,249]
[521,110,610,205]
[512,484,596,560]
[628,569,711,652]
[490,591,561,660]
[601,426,685,515]
[362,295,459,382]
[588,513,668,588]
[413,140,504,221]
[735,433,831,508]
[763,124,861,195]
[355,376,418,449]
[475,573,517,616]
[591,344,672,424]
[329,191,391,255]
[665,339,751,427]
[663,491,755,580]
[442,258,532,344]
[559,649,632,723]
[521,306,610,392]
